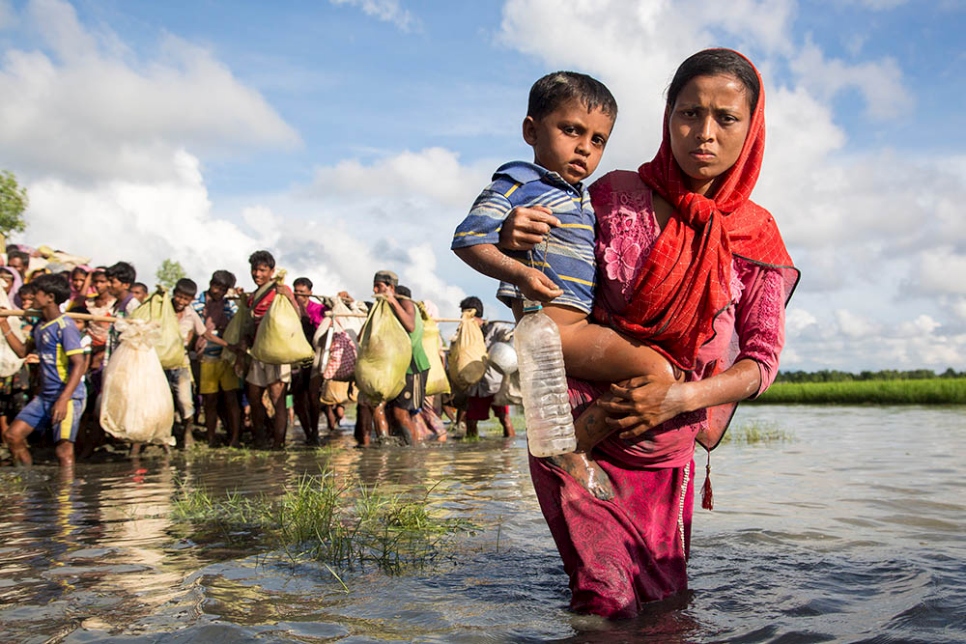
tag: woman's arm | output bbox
[597,359,761,439]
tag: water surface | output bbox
[0,405,963,643]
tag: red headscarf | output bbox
[593,50,796,372]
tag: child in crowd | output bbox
[192,270,242,448]
[291,276,326,445]
[238,250,300,449]
[67,266,92,310]
[104,262,139,366]
[169,278,207,449]
[84,269,114,371]
[457,297,516,439]
[0,274,87,471]
[452,71,679,497]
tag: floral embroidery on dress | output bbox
[729,259,744,304]
[597,187,659,301]
[603,236,641,284]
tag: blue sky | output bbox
[1,0,964,372]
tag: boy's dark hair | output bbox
[132,282,148,292]
[7,248,29,263]
[527,71,618,121]
[71,305,90,316]
[249,250,275,270]
[70,266,89,279]
[210,270,236,290]
[31,274,71,305]
[174,278,198,297]
[293,277,313,290]
[105,261,136,285]
[459,296,484,318]
[18,283,37,297]
[92,268,107,279]
[395,285,412,299]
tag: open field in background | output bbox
[753,378,966,405]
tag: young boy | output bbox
[0,274,87,471]
[192,270,242,448]
[238,250,300,450]
[452,71,678,498]
[291,276,326,446]
[104,262,140,366]
[170,278,207,449]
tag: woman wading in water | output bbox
[502,49,799,618]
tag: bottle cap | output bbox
[522,299,542,313]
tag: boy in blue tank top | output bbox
[0,274,88,472]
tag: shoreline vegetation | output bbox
[752,370,966,405]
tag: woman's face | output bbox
[668,73,752,197]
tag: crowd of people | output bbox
[0,246,520,473]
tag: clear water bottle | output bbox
[513,300,576,458]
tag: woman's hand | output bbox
[498,206,560,251]
[597,376,693,439]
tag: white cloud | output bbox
[0,0,299,183]
[329,0,417,32]
[790,40,913,120]
[22,150,259,285]
[308,147,492,210]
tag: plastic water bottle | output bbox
[513,301,576,457]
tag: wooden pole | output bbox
[0,309,117,323]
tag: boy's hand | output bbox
[52,397,69,424]
[499,206,560,251]
[519,267,563,302]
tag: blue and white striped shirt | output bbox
[452,161,596,313]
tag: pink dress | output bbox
[530,174,790,618]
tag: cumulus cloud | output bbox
[307,147,492,210]
[789,40,913,120]
[24,150,258,282]
[329,0,417,32]
[0,0,299,183]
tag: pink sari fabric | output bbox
[530,453,694,619]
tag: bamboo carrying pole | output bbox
[0,309,117,323]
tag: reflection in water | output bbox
[0,407,963,642]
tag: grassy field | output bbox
[752,378,966,405]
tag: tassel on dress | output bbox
[701,451,714,510]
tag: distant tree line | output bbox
[776,368,964,383]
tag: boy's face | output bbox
[20,292,34,310]
[293,283,312,307]
[131,284,148,302]
[207,283,227,300]
[34,289,53,308]
[172,290,193,313]
[93,274,109,295]
[523,99,614,185]
[73,318,87,333]
[251,263,273,287]
[108,277,128,298]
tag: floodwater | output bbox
[0,405,963,643]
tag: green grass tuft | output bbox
[171,471,474,578]
[721,420,793,445]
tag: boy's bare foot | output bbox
[546,451,614,501]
